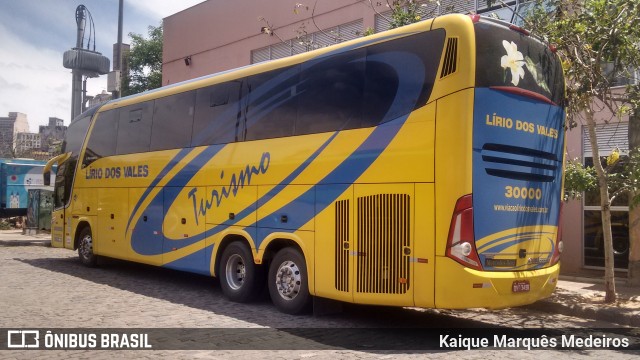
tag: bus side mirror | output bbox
[43,152,71,187]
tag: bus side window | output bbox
[244,65,299,141]
[192,81,241,147]
[151,91,196,151]
[84,109,118,166]
[116,102,153,155]
[296,49,365,135]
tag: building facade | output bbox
[14,132,41,157]
[562,88,635,277]
[39,117,67,155]
[87,90,113,109]
[0,112,30,158]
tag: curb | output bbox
[559,275,630,287]
[525,299,640,327]
[0,240,51,247]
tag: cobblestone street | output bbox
[1,240,638,359]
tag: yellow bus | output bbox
[45,14,565,314]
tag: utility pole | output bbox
[109,0,129,99]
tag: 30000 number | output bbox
[505,186,542,200]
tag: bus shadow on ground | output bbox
[15,255,622,352]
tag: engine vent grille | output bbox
[335,199,350,292]
[356,194,410,294]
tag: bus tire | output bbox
[219,242,264,303]
[268,247,311,315]
[77,227,97,267]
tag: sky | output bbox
[0,0,204,132]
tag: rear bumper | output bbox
[431,256,559,309]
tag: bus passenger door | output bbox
[51,207,65,248]
[353,184,415,306]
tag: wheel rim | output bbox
[79,234,93,260]
[275,260,301,301]
[613,239,628,255]
[225,254,246,290]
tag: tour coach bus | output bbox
[45,14,565,314]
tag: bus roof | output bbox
[97,14,480,112]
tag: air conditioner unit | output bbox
[107,70,121,92]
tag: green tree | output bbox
[528,0,640,301]
[366,0,442,30]
[386,0,424,29]
[122,25,163,96]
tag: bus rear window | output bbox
[475,20,565,106]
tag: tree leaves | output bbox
[122,25,163,96]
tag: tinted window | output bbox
[192,81,241,146]
[475,21,565,106]
[363,30,444,124]
[84,109,118,165]
[62,114,92,155]
[185,30,445,143]
[151,91,195,151]
[297,50,365,135]
[244,66,299,141]
[116,102,153,155]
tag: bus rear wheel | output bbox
[219,242,264,302]
[77,227,97,267]
[268,247,311,314]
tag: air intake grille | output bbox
[335,200,350,292]
[356,194,410,294]
[440,37,458,78]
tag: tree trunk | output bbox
[628,105,640,286]
[585,111,617,302]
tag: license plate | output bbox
[512,280,530,293]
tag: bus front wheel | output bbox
[219,242,264,302]
[77,227,97,267]
[268,247,311,314]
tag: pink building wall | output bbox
[163,0,379,85]
[562,126,584,276]
[561,91,630,276]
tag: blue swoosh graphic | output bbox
[132,132,338,256]
[131,145,225,255]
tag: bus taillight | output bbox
[446,195,482,271]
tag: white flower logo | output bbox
[500,40,525,86]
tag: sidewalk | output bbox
[1,229,638,326]
[0,228,51,247]
[526,276,640,327]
